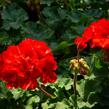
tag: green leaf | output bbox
[42,99,71,109]
[0,81,13,99]
[58,8,68,19]
[25,105,33,109]
[25,95,40,109]
[55,101,69,109]
[67,11,81,23]
[22,22,54,40]
[1,3,28,30]
[27,95,40,105]
[40,0,54,6]
[62,29,78,39]
[77,80,85,99]
[53,41,69,51]
[77,77,102,100]
[77,96,97,109]
[41,100,49,109]
[92,54,102,69]
[0,32,9,44]
[11,88,24,100]
[42,7,61,29]
[56,76,73,90]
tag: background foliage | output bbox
[0,0,109,109]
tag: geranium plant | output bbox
[0,0,109,109]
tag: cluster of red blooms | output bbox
[74,18,109,51]
[0,38,57,90]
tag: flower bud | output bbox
[70,58,89,75]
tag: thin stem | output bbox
[38,85,55,98]
[73,71,78,109]
[73,47,80,109]
[77,48,81,74]
[77,47,80,61]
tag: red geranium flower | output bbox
[74,18,109,50]
[0,38,57,90]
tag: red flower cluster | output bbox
[0,38,57,90]
[74,18,109,50]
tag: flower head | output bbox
[0,38,57,90]
[74,18,109,50]
[70,58,89,75]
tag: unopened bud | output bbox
[70,58,89,75]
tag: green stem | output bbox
[73,48,80,109]
[73,71,78,109]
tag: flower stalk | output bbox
[73,49,80,109]
[73,70,78,109]
[38,85,55,98]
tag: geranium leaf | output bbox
[1,3,28,30]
